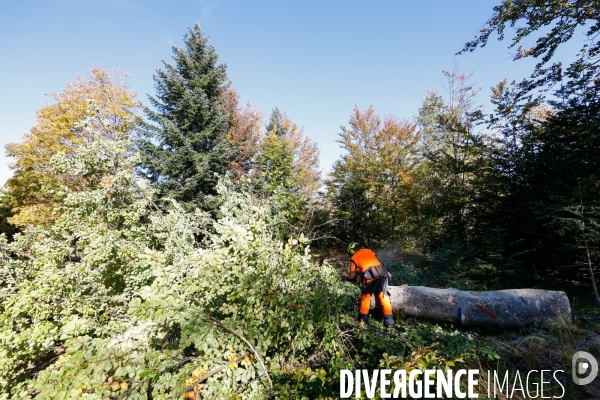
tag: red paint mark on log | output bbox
[475,303,497,320]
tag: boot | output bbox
[384,315,395,327]
[359,313,369,324]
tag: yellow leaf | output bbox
[241,356,251,366]
[4,67,140,228]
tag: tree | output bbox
[458,0,600,288]
[140,24,235,213]
[284,115,321,200]
[222,85,263,180]
[256,113,295,194]
[462,59,600,288]
[254,108,321,222]
[3,67,140,227]
[0,132,351,398]
[416,66,485,248]
[327,106,420,247]
[546,179,600,305]
[0,191,18,240]
[261,108,321,198]
[264,106,286,137]
[1,129,491,399]
[461,0,600,94]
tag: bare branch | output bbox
[205,316,273,390]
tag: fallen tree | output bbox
[374,286,572,328]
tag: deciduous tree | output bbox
[282,113,321,199]
[461,0,600,94]
[327,106,420,247]
[222,85,263,180]
[3,67,140,227]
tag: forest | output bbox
[1,0,600,398]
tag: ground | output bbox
[319,249,600,399]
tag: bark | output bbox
[373,286,572,328]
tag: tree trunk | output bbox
[373,286,572,329]
[584,240,600,307]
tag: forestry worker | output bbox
[346,242,394,327]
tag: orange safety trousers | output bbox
[349,248,393,316]
[360,291,393,316]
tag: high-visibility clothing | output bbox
[360,291,393,316]
[347,248,393,317]
[347,249,381,283]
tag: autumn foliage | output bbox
[3,8,600,397]
[327,106,420,246]
[222,85,263,180]
[4,67,140,227]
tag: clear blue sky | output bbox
[0,0,584,186]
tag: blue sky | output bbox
[0,0,585,185]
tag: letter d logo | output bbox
[572,351,598,385]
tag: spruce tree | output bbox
[264,106,286,137]
[141,25,234,212]
[255,108,301,219]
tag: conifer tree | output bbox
[416,67,485,248]
[264,106,286,137]
[255,108,304,222]
[257,109,296,195]
[254,108,321,225]
[140,25,235,212]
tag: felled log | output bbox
[372,286,572,328]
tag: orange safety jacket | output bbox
[347,248,383,284]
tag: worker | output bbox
[347,242,395,327]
